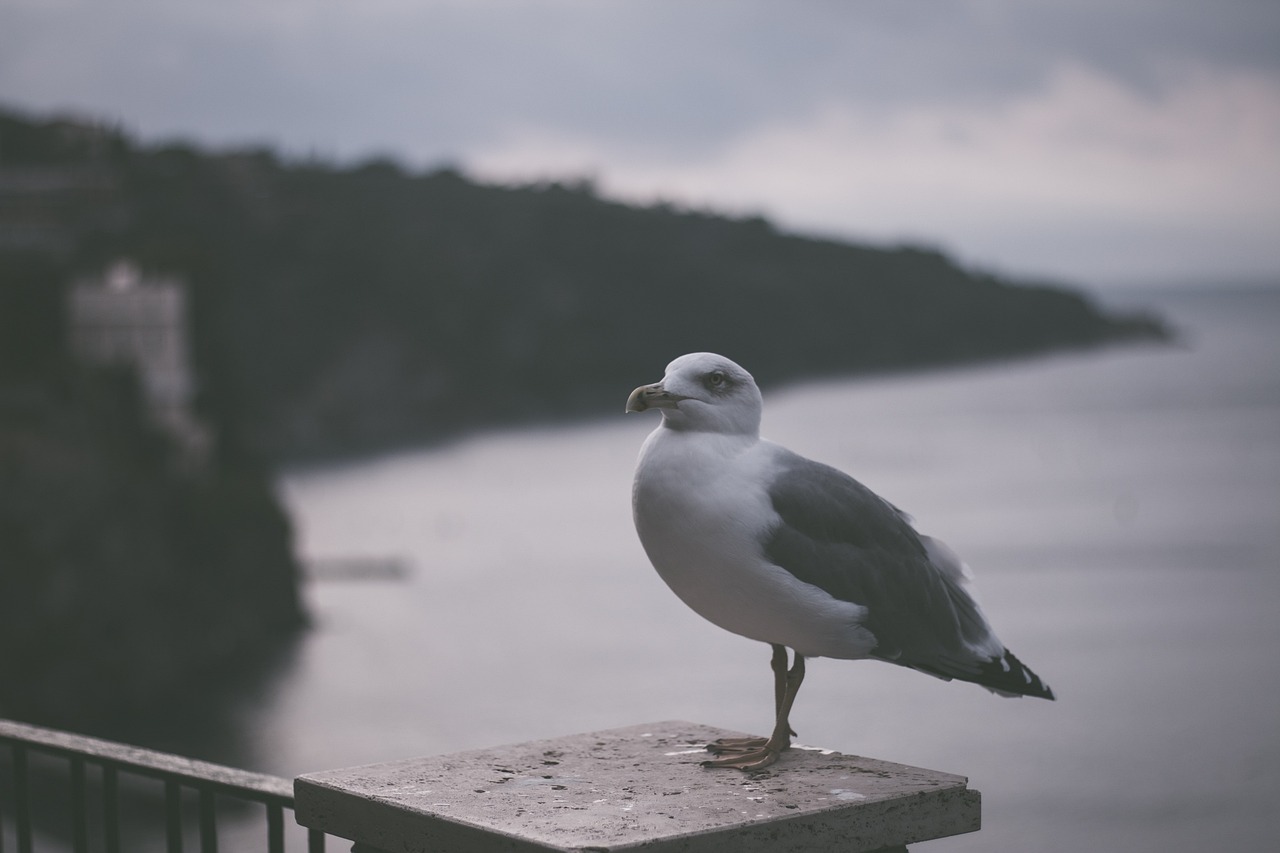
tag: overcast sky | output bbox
[3,0,1278,287]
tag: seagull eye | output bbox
[705,370,728,390]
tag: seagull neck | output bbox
[658,421,760,451]
[659,411,761,438]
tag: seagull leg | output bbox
[704,647,806,771]
[706,645,792,755]
[775,644,800,740]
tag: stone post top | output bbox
[294,720,980,853]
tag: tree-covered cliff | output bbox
[1,191,305,746]
[1,105,1166,464]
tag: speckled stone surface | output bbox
[294,720,981,853]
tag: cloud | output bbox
[469,61,1280,282]
[2,0,1278,282]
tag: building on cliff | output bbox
[68,259,211,464]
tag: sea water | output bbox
[255,287,1279,851]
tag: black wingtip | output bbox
[978,648,1056,700]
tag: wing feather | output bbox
[762,450,997,677]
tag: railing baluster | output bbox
[1,719,336,852]
[70,755,89,853]
[102,764,121,853]
[165,779,184,853]
[11,744,32,853]
[266,803,284,853]
[198,788,217,853]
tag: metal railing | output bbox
[0,719,328,853]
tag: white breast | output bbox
[632,428,876,659]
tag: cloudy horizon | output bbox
[3,0,1278,288]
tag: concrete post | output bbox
[294,721,980,852]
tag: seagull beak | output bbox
[626,382,689,413]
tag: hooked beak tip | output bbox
[625,385,652,413]
[626,383,684,413]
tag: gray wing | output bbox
[761,449,1001,681]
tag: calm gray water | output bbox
[259,288,1279,851]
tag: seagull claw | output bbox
[701,743,784,771]
[705,735,769,755]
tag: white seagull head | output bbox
[625,352,763,436]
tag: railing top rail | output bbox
[0,718,294,806]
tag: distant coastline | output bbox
[1,103,1170,466]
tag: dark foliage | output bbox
[0,358,305,741]
[1,110,307,742]
[3,104,1168,464]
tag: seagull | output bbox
[627,352,1054,771]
